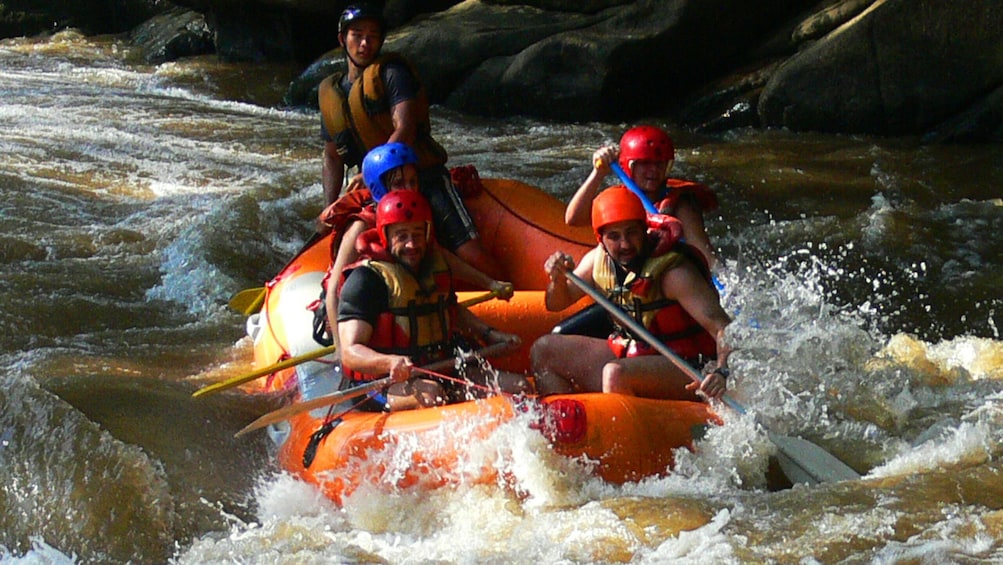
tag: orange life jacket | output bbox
[317,53,447,170]
[317,188,376,238]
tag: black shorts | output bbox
[418,165,478,251]
[551,303,614,338]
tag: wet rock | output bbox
[130,7,214,64]
[288,0,810,122]
[791,0,875,44]
[677,60,783,132]
[14,0,1003,139]
[758,0,1003,138]
[922,85,1003,144]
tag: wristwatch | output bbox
[712,367,730,380]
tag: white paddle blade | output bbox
[769,432,861,485]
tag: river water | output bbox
[2,31,1002,564]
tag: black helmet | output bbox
[338,3,385,36]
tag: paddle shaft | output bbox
[192,345,337,398]
[609,162,660,215]
[609,161,727,292]
[235,341,512,437]
[197,290,501,398]
[564,272,860,484]
[563,273,730,404]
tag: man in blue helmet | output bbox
[317,2,502,279]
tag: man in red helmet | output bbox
[532,187,733,401]
[318,2,502,279]
[337,190,528,411]
[566,125,719,269]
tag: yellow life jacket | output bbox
[317,53,447,170]
[357,247,456,358]
[593,246,716,359]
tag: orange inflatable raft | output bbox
[242,178,718,504]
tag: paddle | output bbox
[197,290,504,398]
[608,160,728,292]
[563,271,860,485]
[193,345,337,398]
[227,231,325,316]
[609,162,660,215]
[228,287,268,316]
[234,341,513,437]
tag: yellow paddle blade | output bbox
[227,287,266,316]
[192,345,338,398]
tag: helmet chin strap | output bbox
[343,46,365,70]
[341,35,379,71]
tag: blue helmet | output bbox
[362,142,419,202]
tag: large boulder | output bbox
[485,0,629,11]
[168,0,463,63]
[923,85,1003,143]
[446,0,814,121]
[287,0,813,122]
[12,0,1002,140]
[283,1,602,109]
[758,0,1003,137]
[388,2,602,107]
[130,7,214,64]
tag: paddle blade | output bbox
[228,287,265,315]
[233,342,513,437]
[235,377,392,437]
[192,345,338,398]
[769,432,861,485]
[564,271,860,485]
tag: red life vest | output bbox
[317,188,376,238]
[593,242,717,361]
[308,189,377,348]
[653,178,719,214]
[339,232,458,382]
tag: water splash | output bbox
[0,368,175,563]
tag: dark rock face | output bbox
[451,0,810,122]
[758,0,1003,138]
[923,86,1003,144]
[290,0,813,123]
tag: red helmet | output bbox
[376,190,432,247]
[618,125,674,172]
[591,186,647,241]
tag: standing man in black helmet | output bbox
[318,2,503,280]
